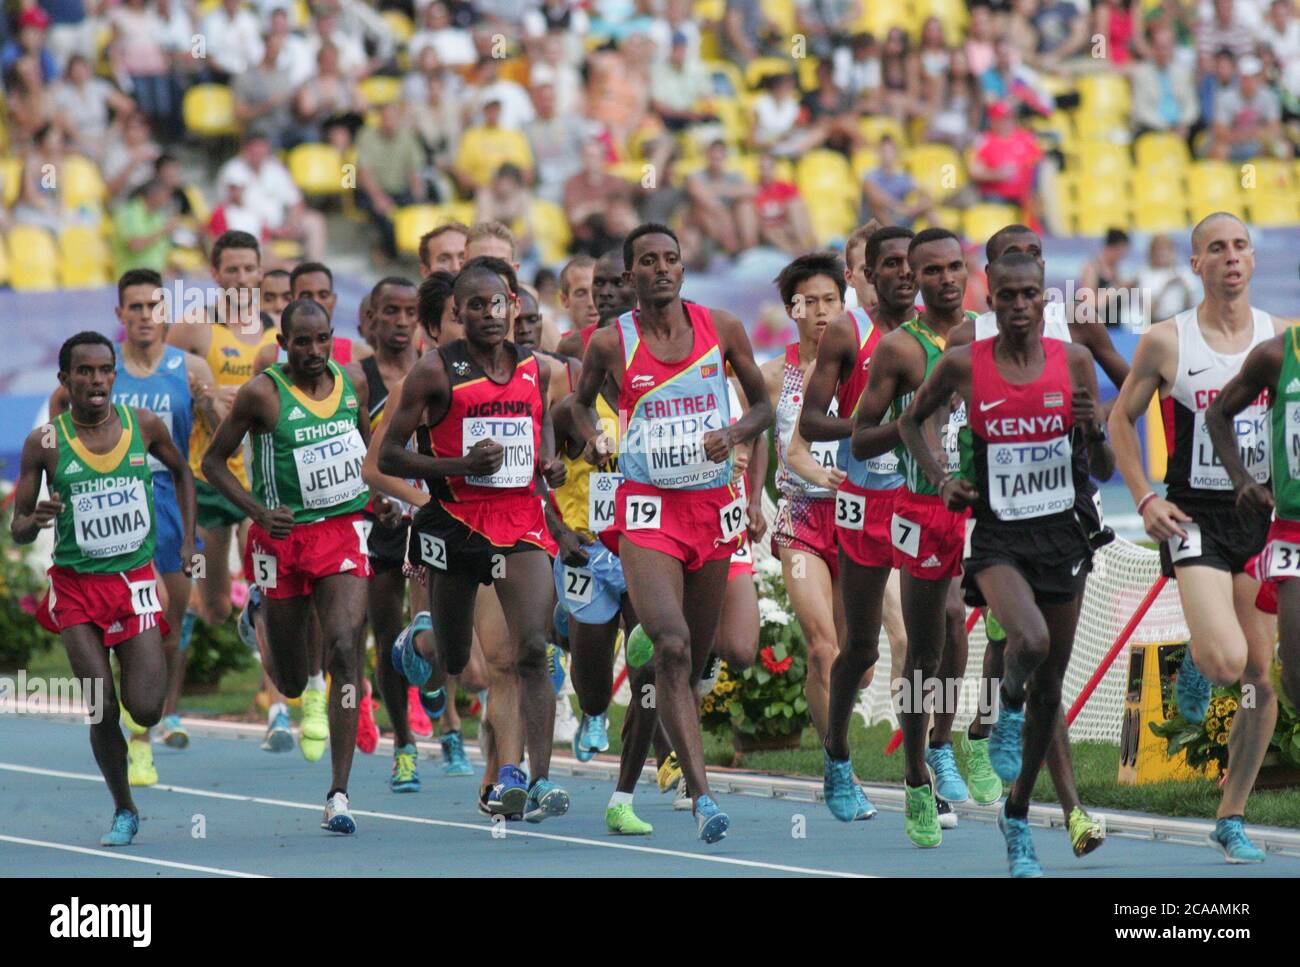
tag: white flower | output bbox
[757,596,792,627]
[755,556,784,580]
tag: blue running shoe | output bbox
[823,749,864,822]
[391,611,433,686]
[852,783,878,821]
[100,808,139,847]
[419,686,447,720]
[440,730,474,776]
[1177,650,1212,724]
[237,586,261,652]
[390,744,421,793]
[574,713,609,761]
[261,710,294,753]
[998,807,1043,878]
[178,609,197,654]
[989,702,1025,782]
[1210,817,1265,864]
[926,743,970,803]
[547,644,566,693]
[488,764,529,817]
[695,794,730,844]
[524,778,570,822]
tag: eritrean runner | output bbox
[571,223,774,843]
[202,298,376,834]
[49,271,220,782]
[1111,212,1286,863]
[797,225,913,824]
[899,251,1107,877]
[948,224,1117,855]
[850,228,981,847]
[379,262,573,823]
[15,331,196,847]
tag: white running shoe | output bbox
[321,792,356,835]
[673,779,692,811]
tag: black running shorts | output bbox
[1158,498,1270,578]
[365,513,410,575]
[962,515,1091,607]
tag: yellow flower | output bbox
[1223,699,1238,713]
[1205,717,1220,733]
[1215,732,1230,745]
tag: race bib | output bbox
[1267,540,1300,579]
[128,578,161,616]
[719,495,746,542]
[731,537,752,563]
[645,408,726,488]
[891,513,921,558]
[987,434,1075,521]
[1167,523,1202,563]
[293,428,366,510]
[862,449,900,477]
[1191,407,1268,490]
[251,551,278,589]
[943,401,967,475]
[962,516,976,560]
[562,565,594,605]
[72,479,150,559]
[625,493,662,530]
[587,471,622,534]
[835,491,866,530]
[419,532,448,570]
[465,417,535,489]
[1287,402,1300,481]
[147,410,173,475]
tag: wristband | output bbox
[1136,491,1158,515]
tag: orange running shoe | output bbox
[356,681,379,754]
[408,686,434,738]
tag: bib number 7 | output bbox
[891,513,921,559]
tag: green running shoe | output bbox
[300,688,329,742]
[962,733,1004,805]
[626,624,654,668]
[1068,806,1104,857]
[606,802,653,835]
[904,782,942,848]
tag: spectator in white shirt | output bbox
[303,5,369,79]
[530,33,584,116]
[464,57,536,130]
[269,8,317,88]
[408,1,477,67]
[1136,233,1199,327]
[1256,0,1300,62]
[199,0,265,80]
[648,0,701,61]
[217,134,327,259]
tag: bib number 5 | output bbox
[251,552,278,590]
[625,494,662,531]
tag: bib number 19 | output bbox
[625,495,662,531]
[719,497,746,542]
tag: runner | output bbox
[796,225,913,823]
[418,221,469,278]
[49,271,220,779]
[850,227,978,848]
[571,223,774,843]
[558,254,599,345]
[260,268,292,329]
[14,331,197,846]
[557,250,626,359]
[1109,212,1284,863]
[379,262,572,824]
[201,298,376,834]
[898,250,1107,876]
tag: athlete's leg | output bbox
[1178,565,1251,684]
[158,571,190,720]
[370,566,412,747]
[311,573,369,794]
[971,566,1051,710]
[495,550,560,779]
[967,636,1002,741]
[1219,572,1278,818]
[307,609,326,680]
[825,554,889,759]
[260,594,316,697]
[1279,579,1300,708]
[62,625,137,813]
[472,588,509,780]
[193,524,233,625]
[115,628,169,730]
[617,663,659,793]
[569,615,619,718]
[715,569,759,670]
[929,583,969,745]
[898,573,952,787]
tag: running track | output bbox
[2,716,1296,878]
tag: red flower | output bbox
[19,594,38,616]
[760,647,793,675]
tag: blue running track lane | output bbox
[2,716,1297,878]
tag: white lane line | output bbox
[0,834,266,878]
[0,762,868,879]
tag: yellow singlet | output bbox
[189,321,279,487]
[556,392,621,541]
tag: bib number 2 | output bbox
[1166,523,1202,564]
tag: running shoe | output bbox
[127,739,157,787]
[478,786,493,817]
[852,783,878,820]
[390,744,420,793]
[936,794,958,830]
[1176,650,1212,724]
[356,686,379,755]
[100,808,139,847]
[926,743,970,803]
[1068,806,1105,857]
[1210,816,1265,864]
[574,713,610,761]
[301,736,327,763]
[488,764,529,817]
[998,806,1043,877]
[524,778,570,823]
[407,686,434,738]
[547,643,566,693]
[441,730,474,776]
[989,702,1025,782]
[300,688,329,742]
[962,732,1004,804]
[391,611,433,686]
[695,654,722,697]
[237,585,261,652]
[262,709,294,753]
[120,707,148,736]
[606,802,653,835]
[418,686,447,721]
[823,749,865,822]
[904,782,942,848]
[322,791,356,835]
[673,780,692,811]
[694,794,730,844]
[657,752,682,793]
[160,714,189,750]
[626,623,654,668]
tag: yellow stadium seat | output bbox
[1075,173,1130,210]
[288,143,345,196]
[1075,142,1132,182]
[1031,110,1076,159]
[381,10,414,44]
[854,1,914,39]
[184,185,211,225]
[796,149,858,204]
[806,197,857,245]
[711,98,751,145]
[797,57,820,92]
[962,203,1019,244]
[904,142,964,198]
[394,205,448,256]
[913,0,968,44]
[1134,132,1190,177]
[694,0,725,20]
[760,0,796,36]
[270,239,304,262]
[1187,161,1243,220]
[1132,200,1189,233]
[1071,112,1128,146]
[8,225,58,291]
[446,201,475,226]
[859,115,908,148]
[2,155,21,208]
[1130,171,1187,218]
[1246,196,1300,227]
[59,226,110,288]
[743,57,796,92]
[851,147,879,181]
[60,154,107,210]
[1078,74,1131,122]
[1073,203,1131,237]
[0,234,8,285]
[183,84,239,137]
[359,76,402,107]
[169,247,207,273]
[1242,157,1293,195]
[532,199,572,267]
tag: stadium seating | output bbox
[58,226,111,288]
[8,225,59,291]
[962,203,1020,243]
[904,142,964,198]
[1186,160,1244,220]
[60,154,107,211]
[394,204,451,255]
[288,143,346,196]
[796,149,858,205]
[359,75,402,107]
[743,57,795,92]
[183,85,240,137]
[532,199,573,267]
[1134,131,1190,179]
[1,155,20,208]
[859,115,908,148]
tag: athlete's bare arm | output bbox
[556,329,584,360]
[713,309,773,456]
[898,347,977,510]
[572,326,621,462]
[1068,319,1130,391]
[1066,342,1112,480]
[536,355,566,489]
[947,316,976,349]
[201,374,291,535]
[850,328,915,461]
[1206,335,1283,515]
[787,370,848,490]
[185,353,225,430]
[799,315,856,441]
[10,425,60,545]
[253,341,277,375]
[166,319,212,356]
[361,374,433,508]
[137,406,197,575]
[1107,318,1189,541]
